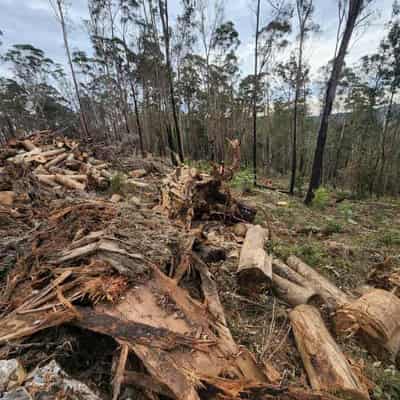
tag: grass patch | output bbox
[294,242,327,267]
[378,229,400,247]
[324,219,344,234]
[230,168,254,191]
[271,241,327,267]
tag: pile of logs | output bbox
[0,132,111,195]
[236,224,400,399]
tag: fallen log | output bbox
[272,273,321,307]
[40,148,66,158]
[54,174,85,191]
[290,305,369,400]
[35,174,59,188]
[45,152,68,168]
[237,225,272,293]
[287,256,351,308]
[21,139,37,152]
[335,288,400,359]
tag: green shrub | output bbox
[368,364,400,400]
[338,201,353,221]
[230,168,254,191]
[312,187,330,210]
[379,230,400,246]
[324,219,343,234]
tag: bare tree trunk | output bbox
[305,0,364,204]
[158,0,184,163]
[130,80,145,158]
[332,118,346,187]
[376,88,395,195]
[252,0,261,186]
[290,1,312,194]
[55,0,90,139]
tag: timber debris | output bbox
[0,130,398,400]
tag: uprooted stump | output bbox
[335,288,400,360]
[160,166,256,227]
[290,305,370,400]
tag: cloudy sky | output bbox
[0,0,394,81]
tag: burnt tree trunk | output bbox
[305,0,364,204]
[159,0,184,163]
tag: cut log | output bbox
[290,305,369,400]
[68,174,88,182]
[335,289,400,359]
[40,148,66,158]
[287,256,351,308]
[273,259,314,289]
[0,191,15,206]
[54,174,85,191]
[237,225,272,293]
[272,273,321,307]
[45,152,68,168]
[21,139,37,151]
[35,174,59,188]
[48,166,78,175]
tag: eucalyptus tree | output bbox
[289,0,317,194]
[158,0,184,162]
[50,0,91,138]
[305,0,365,205]
[250,0,292,183]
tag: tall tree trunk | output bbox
[158,0,184,163]
[252,0,261,186]
[55,0,90,139]
[289,35,304,194]
[290,0,312,194]
[130,80,145,158]
[332,118,346,187]
[376,88,395,195]
[305,0,364,204]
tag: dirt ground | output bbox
[223,184,400,399]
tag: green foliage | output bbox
[294,242,326,267]
[312,187,330,210]
[230,168,254,191]
[379,229,400,246]
[368,365,400,400]
[324,219,343,234]
[109,173,126,194]
[272,241,326,267]
[338,201,353,221]
[295,174,305,192]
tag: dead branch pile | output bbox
[1,132,397,400]
[0,132,112,196]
